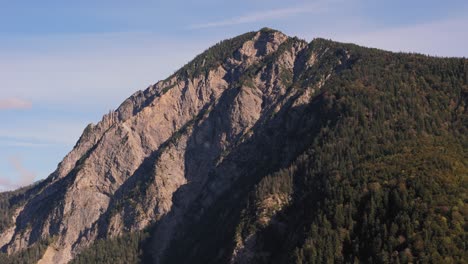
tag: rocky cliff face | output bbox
[2,28,466,264]
[0,28,331,263]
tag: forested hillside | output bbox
[159,36,468,264]
[236,42,468,263]
[0,29,466,264]
[74,33,468,264]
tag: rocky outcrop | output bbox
[0,27,330,263]
[0,28,348,263]
[3,26,466,264]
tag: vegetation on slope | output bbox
[0,184,37,233]
[70,231,150,264]
[171,30,258,80]
[161,38,468,263]
[233,41,468,263]
[0,239,52,264]
[1,30,467,264]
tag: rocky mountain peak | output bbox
[2,28,465,264]
[0,28,304,263]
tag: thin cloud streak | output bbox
[0,156,37,191]
[0,184,17,192]
[0,176,15,191]
[0,98,32,110]
[189,3,329,29]
[9,156,36,187]
[0,140,54,148]
[0,121,89,146]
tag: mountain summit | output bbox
[1,28,467,263]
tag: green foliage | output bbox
[172,31,257,80]
[160,83,176,95]
[0,238,52,264]
[244,40,468,263]
[0,185,34,233]
[70,231,150,264]
[255,168,294,200]
[158,36,468,264]
[235,37,305,89]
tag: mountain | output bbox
[0,28,467,264]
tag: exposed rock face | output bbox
[0,28,344,263]
[2,27,467,264]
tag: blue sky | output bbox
[1,0,467,191]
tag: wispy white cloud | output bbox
[0,120,90,146]
[189,2,331,29]
[0,140,54,148]
[0,176,15,192]
[0,98,32,110]
[9,156,36,187]
[0,156,36,191]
